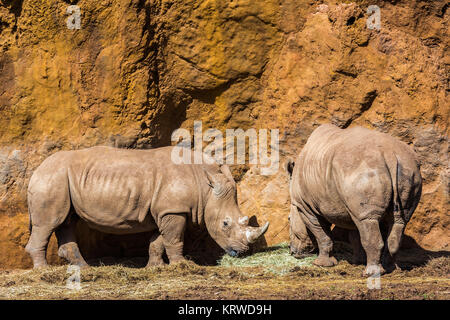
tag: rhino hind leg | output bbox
[382,215,406,272]
[146,232,165,267]
[159,213,187,264]
[382,177,422,272]
[25,226,53,268]
[55,216,88,267]
[355,219,386,277]
[301,214,337,267]
[27,159,73,268]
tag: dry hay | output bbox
[0,243,449,300]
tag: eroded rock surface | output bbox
[0,0,448,268]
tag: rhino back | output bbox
[66,146,201,233]
[291,125,351,225]
[291,124,419,228]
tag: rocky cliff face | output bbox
[0,0,448,268]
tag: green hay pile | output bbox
[218,243,316,275]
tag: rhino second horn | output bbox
[246,222,270,243]
[238,216,249,226]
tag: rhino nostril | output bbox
[228,249,238,257]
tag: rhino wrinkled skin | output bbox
[25,146,269,268]
[287,124,422,276]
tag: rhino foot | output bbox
[381,251,399,273]
[382,261,398,274]
[169,256,187,264]
[363,264,386,277]
[146,258,165,267]
[313,256,338,267]
[27,249,50,269]
[58,242,88,268]
[32,262,50,269]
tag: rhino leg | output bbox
[300,213,337,267]
[25,226,53,268]
[159,213,187,264]
[26,156,73,268]
[55,216,88,267]
[348,229,366,265]
[355,219,386,277]
[382,217,406,272]
[146,232,165,267]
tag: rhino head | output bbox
[203,165,269,257]
[289,205,317,258]
[286,158,316,257]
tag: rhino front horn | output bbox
[246,222,270,243]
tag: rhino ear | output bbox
[285,158,295,176]
[219,164,236,187]
[204,169,215,188]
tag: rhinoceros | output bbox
[25,146,269,268]
[286,124,422,276]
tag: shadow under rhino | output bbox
[72,217,448,271]
[330,227,450,271]
[74,217,268,268]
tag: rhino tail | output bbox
[386,153,402,213]
[28,191,33,234]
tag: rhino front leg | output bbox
[300,212,337,267]
[159,213,187,264]
[146,232,165,267]
[55,217,88,267]
[25,226,53,268]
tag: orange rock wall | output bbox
[0,0,448,268]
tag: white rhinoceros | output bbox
[26,146,269,268]
[287,124,422,276]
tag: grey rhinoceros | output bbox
[286,124,422,276]
[25,146,269,268]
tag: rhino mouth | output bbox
[226,240,250,257]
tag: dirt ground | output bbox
[0,243,449,300]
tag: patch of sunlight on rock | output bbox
[218,243,316,275]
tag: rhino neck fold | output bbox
[190,164,207,228]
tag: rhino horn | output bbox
[246,222,270,243]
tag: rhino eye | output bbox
[223,221,229,227]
